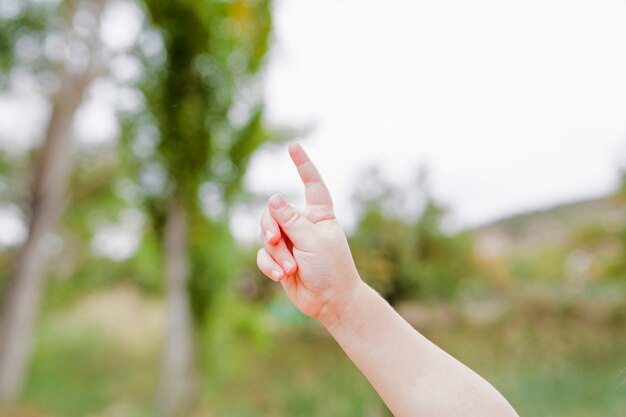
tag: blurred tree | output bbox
[137,1,276,415]
[0,0,109,401]
[349,168,482,304]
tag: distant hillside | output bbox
[470,192,626,284]
[472,194,626,256]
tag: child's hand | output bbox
[256,146,520,417]
[256,143,362,324]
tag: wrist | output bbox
[318,276,368,330]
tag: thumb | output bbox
[268,194,312,249]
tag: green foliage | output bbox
[0,0,63,78]
[131,0,282,330]
[481,186,626,287]
[431,307,626,417]
[21,289,626,417]
[199,292,271,382]
[604,225,626,281]
[188,216,238,323]
[138,0,278,207]
[202,332,390,417]
[135,0,275,285]
[349,169,482,302]
[618,169,626,197]
[609,181,626,280]
[25,304,159,417]
[505,245,568,283]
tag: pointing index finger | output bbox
[288,143,334,209]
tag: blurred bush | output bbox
[348,168,485,303]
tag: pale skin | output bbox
[257,143,520,417]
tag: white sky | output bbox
[242,0,626,238]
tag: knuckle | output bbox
[282,207,301,226]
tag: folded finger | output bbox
[260,208,281,245]
[264,236,298,276]
[256,248,285,282]
[268,194,313,249]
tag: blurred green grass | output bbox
[10,285,625,417]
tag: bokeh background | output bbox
[0,0,625,416]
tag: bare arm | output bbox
[321,281,517,417]
[257,143,519,417]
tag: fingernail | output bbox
[265,230,275,242]
[272,269,283,281]
[282,261,293,273]
[270,195,287,209]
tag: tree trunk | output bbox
[0,70,95,401]
[158,198,198,417]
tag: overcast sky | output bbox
[241,0,626,238]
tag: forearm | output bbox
[321,280,519,417]
[259,144,519,416]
